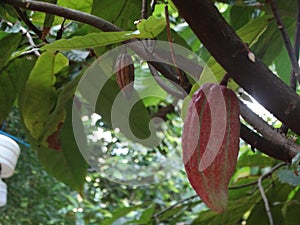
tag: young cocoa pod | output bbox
[115,53,135,99]
[182,83,240,213]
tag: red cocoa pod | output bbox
[115,53,135,99]
[182,83,240,213]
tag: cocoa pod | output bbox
[182,83,240,213]
[115,53,135,99]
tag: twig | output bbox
[164,5,186,85]
[13,6,42,38]
[229,180,258,190]
[153,194,198,219]
[56,18,66,40]
[20,27,41,56]
[258,162,286,225]
[291,0,300,90]
[239,100,300,157]
[268,0,300,84]
[148,63,187,99]
[280,0,300,134]
[152,104,175,121]
[220,73,230,86]
[141,0,148,19]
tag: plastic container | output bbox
[0,134,20,178]
[0,178,7,207]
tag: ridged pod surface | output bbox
[182,83,240,213]
[115,53,135,99]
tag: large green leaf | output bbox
[246,182,293,225]
[0,68,16,123]
[283,188,300,225]
[101,205,142,225]
[38,101,88,192]
[58,0,92,13]
[237,153,276,168]
[252,17,295,66]
[42,16,165,52]
[191,188,261,225]
[0,56,37,123]
[95,78,159,147]
[0,33,22,70]
[21,52,64,140]
[91,0,142,30]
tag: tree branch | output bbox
[172,0,300,136]
[239,101,300,158]
[240,124,294,162]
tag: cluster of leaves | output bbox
[0,0,300,224]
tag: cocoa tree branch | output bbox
[240,124,294,162]
[172,0,300,136]
[268,0,300,84]
[239,101,300,158]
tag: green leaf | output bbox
[91,0,142,30]
[246,182,293,225]
[21,52,57,140]
[128,204,156,224]
[283,188,300,225]
[101,205,142,225]
[58,0,92,13]
[252,17,295,66]
[95,78,159,147]
[134,74,167,107]
[0,33,22,70]
[54,53,69,74]
[237,153,276,168]
[38,101,88,192]
[192,187,261,225]
[0,67,16,123]
[137,16,166,38]
[0,56,37,123]
[41,31,159,51]
[277,167,300,186]
[229,5,254,30]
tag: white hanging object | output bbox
[0,134,20,178]
[0,177,7,207]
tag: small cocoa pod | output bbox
[182,83,240,213]
[115,53,135,99]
